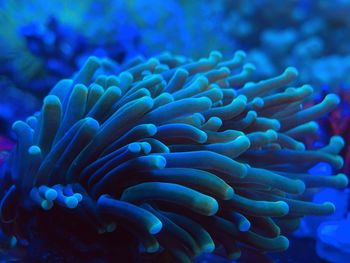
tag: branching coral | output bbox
[0,51,348,262]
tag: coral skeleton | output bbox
[0,51,347,262]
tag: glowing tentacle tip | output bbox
[224,187,235,200]
[266,129,278,141]
[295,142,305,151]
[45,189,58,201]
[236,135,251,149]
[73,193,83,202]
[202,242,215,253]
[28,146,41,155]
[153,156,167,169]
[65,196,79,209]
[271,119,281,131]
[128,142,142,153]
[276,201,290,216]
[238,219,251,232]
[331,135,345,148]
[334,156,344,170]
[295,179,306,194]
[149,220,163,235]
[323,202,336,214]
[41,200,54,210]
[325,93,340,105]
[337,174,349,188]
[284,67,298,79]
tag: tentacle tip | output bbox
[147,124,158,136]
[266,129,278,141]
[221,66,231,75]
[295,142,305,151]
[236,135,251,149]
[84,117,100,129]
[224,187,235,200]
[326,93,341,105]
[295,180,306,194]
[74,193,83,202]
[45,189,57,201]
[140,142,152,155]
[253,97,264,108]
[128,142,142,153]
[249,110,258,119]
[334,156,344,170]
[65,196,79,209]
[148,58,160,68]
[154,156,167,169]
[239,220,251,232]
[149,220,162,235]
[119,71,134,82]
[284,67,298,79]
[207,199,219,216]
[210,50,223,60]
[43,95,61,105]
[41,200,53,211]
[141,96,154,108]
[200,96,213,109]
[235,50,246,60]
[28,145,41,155]
[177,67,189,75]
[87,56,101,65]
[239,163,249,178]
[323,202,336,214]
[237,94,248,104]
[11,120,23,131]
[332,135,345,148]
[202,242,215,253]
[337,174,349,188]
[243,63,256,72]
[301,84,313,93]
[279,236,290,251]
[198,132,208,144]
[272,119,281,131]
[276,201,289,216]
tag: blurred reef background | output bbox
[0,0,350,262]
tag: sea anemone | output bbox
[0,51,347,262]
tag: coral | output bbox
[0,51,348,262]
[0,0,143,95]
[208,0,350,88]
[317,213,350,262]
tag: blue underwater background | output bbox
[0,0,350,262]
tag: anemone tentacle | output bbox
[0,51,347,262]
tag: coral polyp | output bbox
[0,51,347,262]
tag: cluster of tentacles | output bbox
[0,51,348,262]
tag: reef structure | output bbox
[0,51,348,262]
